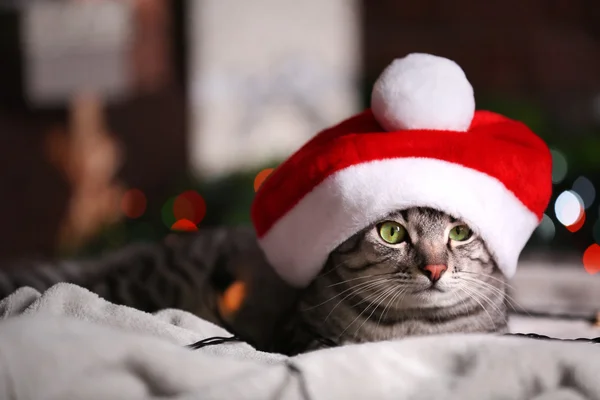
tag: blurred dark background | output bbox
[0,0,599,273]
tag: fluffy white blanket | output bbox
[0,283,599,400]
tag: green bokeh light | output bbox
[161,197,177,229]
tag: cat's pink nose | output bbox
[423,264,447,282]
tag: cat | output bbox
[272,207,508,354]
[0,207,508,355]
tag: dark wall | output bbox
[362,0,600,111]
[0,1,188,262]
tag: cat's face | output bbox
[329,207,496,309]
[299,207,507,344]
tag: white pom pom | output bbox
[371,53,475,132]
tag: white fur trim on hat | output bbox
[258,158,538,287]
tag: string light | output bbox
[121,188,147,219]
[550,149,568,184]
[171,219,198,232]
[162,190,206,230]
[161,197,177,228]
[254,168,275,192]
[535,214,556,241]
[554,190,584,228]
[174,190,206,224]
[583,244,600,275]
[566,211,586,233]
[572,176,596,209]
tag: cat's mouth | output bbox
[425,283,445,292]
[410,277,447,293]
[411,282,445,293]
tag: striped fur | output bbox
[277,207,508,354]
[0,227,268,327]
[0,208,508,355]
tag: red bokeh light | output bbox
[173,190,206,224]
[121,188,147,219]
[583,244,600,275]
[254,168,275,192]
[566,211,586,233]
[171,219,198,232]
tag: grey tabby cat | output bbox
[0,207,508,356]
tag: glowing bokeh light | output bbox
[550,149,568,184]
[171,219,198,232]
[572,176,596,209]
[535,214,555,241]
[566,211,585,233]
[254,168,275,192]
[218,280,246,317]
[583,244,600,275]
[174,190,206,224]
[161,197,177,228]
[121,188,147,219]
[554,190,584,227]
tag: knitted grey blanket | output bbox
[0,283,599,400]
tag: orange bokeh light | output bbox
[173,190,206,224]
[121,188,147,219]
[254,168,275,192]
[583,244,600,275]
[218,280,247,317]
[566,211,586,233]
[171,219,198,232]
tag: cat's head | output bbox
[316,207,502,310]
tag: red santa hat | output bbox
[251,53,552,288]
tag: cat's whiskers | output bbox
[458,275,524,313]
[351,283,397,308]
[457,272,526,313]
[377,286,409,329]
[353,286,400,336]
[325,279,420,335]
[339,285,397,339]
[452,289,484,330]
[301,278,390,311]
[457,271,518,292]
[457,285,496,326]
[459,281,506,322]
[319,280,393,322]
[325,284,389,326]
[322,279,396,323]
[436,282,469,315]
[454,287,471,317]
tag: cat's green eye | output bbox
[449,225,472,242]
[378,221,407,244]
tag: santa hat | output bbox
[251,53,552,288]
